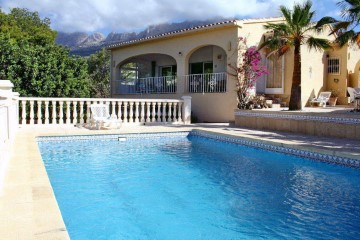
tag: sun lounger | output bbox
[310,91,331,107]
[90,103,121,130]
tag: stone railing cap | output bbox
[0,80,14,90]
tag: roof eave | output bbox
[106,20,238,50]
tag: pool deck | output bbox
[1,123,360,239]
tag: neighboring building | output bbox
[107,18,360,123]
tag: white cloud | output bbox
[0,0,337,33]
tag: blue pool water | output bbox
[38,133,360,240]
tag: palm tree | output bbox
[316,0,360,47]
[260,0,332,110]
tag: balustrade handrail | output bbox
[183,72,226,78]
[19,97,183,103]
[18,96,191,126]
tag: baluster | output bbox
[146,102,151,123]
[44,101,49,124]
[79,101,84,124]
[123,101,128,123]
[151,102,156,122]
[134,102,140,123]
[52,101,57,124]
[36,100,42,125]
[140,102,145,123]
[66,101,71,124]
[86,101,91,124]
[21,100,26,125]
[168,102,172,122]
[29,100,34,125]
[117,101,123,122]
[59,101,64,124]
[129,102,134,123]
[111,101,116,118]
[173,102,177,122]
[72,101,78,124]
[157,102,161,122]
[162,102,166,122]
[177,102,182,122]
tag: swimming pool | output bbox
[38,132,360,239]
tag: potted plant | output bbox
[329,89,340,106]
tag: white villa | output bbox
[107,17,360,123]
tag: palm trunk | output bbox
[288,42,302,110]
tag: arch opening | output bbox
[186,45,227,93]
[114,54,177,95]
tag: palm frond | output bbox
[338,0,360,20]
[315,17,338,32]
[298,1,314,28]
[280,5,293,28]
[330,21,352,36]
[258,37,281,51]
[335,30,356,46]
[277,45,291,56]
[306,37,332,51]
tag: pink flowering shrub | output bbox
[228,37,268,109]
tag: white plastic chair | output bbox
[90,103,121,130]
[347,87,360,110]
[310,92,331,107]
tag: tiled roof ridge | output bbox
[106,16,282,49]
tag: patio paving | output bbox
[1,123,360,239]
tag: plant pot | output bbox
[329,97,338,107]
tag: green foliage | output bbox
[260,0,331,110]
[87,48,110,98]
[317,0,360,47]
[0,8,56,45]
[0,8,90,98]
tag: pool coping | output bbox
[1,126,360,239]
[37,129,360,168]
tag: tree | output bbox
[228,37,268,109]
[317,0,360,47]
[0,8,90,98]
[87,48,110,98]
[0,8,56,45]
[260,0,332,110]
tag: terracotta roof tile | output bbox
[106,17,283,50]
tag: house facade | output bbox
[107,18,360,123]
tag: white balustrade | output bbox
[18,97,191,126]
[140,102,145,123]
[37,100,42,125]
[44,101,49,124]
[0,80,19,179]
[51,101,56,124]
[29,101,34,125]
[162,103,166,122]
[146,102,151,123]
[79,101,84,124]
[123,101,128,123]
[157,103,161,122]
[151,102,156,122]
[168,102,172,123]
[129,102,134,123]
[135,102,139,123]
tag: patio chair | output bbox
[310,91,331,107]
[90,103,121,130]
[347,87,360,110]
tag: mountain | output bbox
[56,18,228,56]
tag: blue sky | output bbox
[0,0,341,35]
